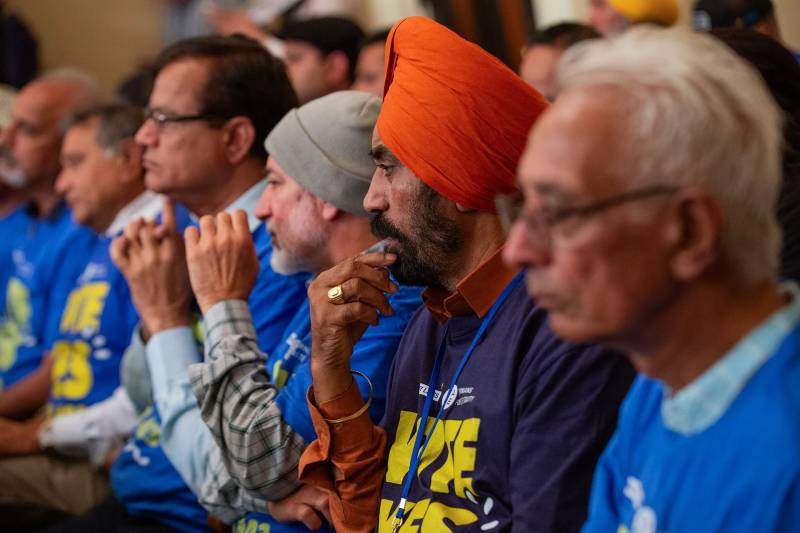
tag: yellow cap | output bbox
[608,0,679,26]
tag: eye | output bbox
[377,163,395,177]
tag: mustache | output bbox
[370,213,409,245]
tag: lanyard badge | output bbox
[391,273,523,531]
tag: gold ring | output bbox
[327,284,345,305]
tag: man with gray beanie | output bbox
[130,91,421,531]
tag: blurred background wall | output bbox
[5,0,799,96]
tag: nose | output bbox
[135,119,158,147]
[254,187,272,221]
[363,168,389,213]
[54,168,70,196]
[502,220,552,271]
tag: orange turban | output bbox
[377,16,549,212]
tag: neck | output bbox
[624,274,785,391]
[96,182,147,234]
[183,159,263,216]
[0,187,25,218]
[26,177,61,217]
[323,216,378,271]
[440,213,506,292]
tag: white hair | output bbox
[556,26,784,285]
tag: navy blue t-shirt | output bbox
[376,281,634,533]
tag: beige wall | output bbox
[6,0,164,96]
[534,0,800,49]
[5,0,428,96]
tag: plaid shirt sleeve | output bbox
[188,299,306,503]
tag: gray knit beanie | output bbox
[264,91,381,216]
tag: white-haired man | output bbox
[504,26,800,531]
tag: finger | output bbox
[159,198,177,234]
[355,251,397,268]
[231,209,250,237]
[109,235,130,269]
[339,278,394,316]
[216,211,233,239]
[297,505,323,530]
[199,215,216,241]
[123,218,144,245]
[329,302,380,327]
[323,258,398,294]
[184,226,200,251]
[310,491,332,525]
[138,222,159,255]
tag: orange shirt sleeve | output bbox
[298,381,387,533]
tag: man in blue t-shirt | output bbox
[505,27,800,532]
[0,72,100,416]
[0,104,165,524]
[49,35,308,533]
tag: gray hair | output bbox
[37,67,102,109]
[62,104,144,154]
[557,26,784,285]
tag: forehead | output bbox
[62,120,99,151]
[150,58,210,111]
[13,82,70,126]
[284,41,324,60]
[518,90,623,199]
[358,42,385,65]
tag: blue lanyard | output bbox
[391,272,524,532]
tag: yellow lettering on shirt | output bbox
[59,282,110,334]
[46,403,87,418]
[386,410,479,496]
[0,278,31,370]
[383,410,482,531]
[234,518,270,533]
[50,340,93,400]
[272,360,289,390]
[379,498,477,532]
[135,406,161,447]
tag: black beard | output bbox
[369,184,462,288]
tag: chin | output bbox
[546,312,602,345]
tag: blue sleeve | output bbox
[581,432,625,533]
[275,285,421,443]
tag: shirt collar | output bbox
[224,179,266,233]
[662,282,800,435]
[105,191,164,236]
[422,246,520,322]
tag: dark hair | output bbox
[528,22,600,49]
[359,28,391,51]
[62,103,144,153]
[277,17,365,81]
[152,34,298,161]
[711,28,800,282]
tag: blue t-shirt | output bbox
[0,205,31,312]
[46,236,140,417]
[0,202,97,390]
[235,281,423,533]
[582,323,800,533]
[112,223,309,532]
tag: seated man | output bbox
[504,26,800,532]
[293,17,635,533]
[0,72,100,411]
[588,0,678,35]
[48,35,309,533]
[167,91,422,532]
[0,104,161,523]
[519,22,599,100]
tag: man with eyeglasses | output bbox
[46,35,310,532]
[505,26,800,531]
[288,17,634,533]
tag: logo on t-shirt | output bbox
[620,477,657,533]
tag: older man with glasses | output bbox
[505,26,800,532]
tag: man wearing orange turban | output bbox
[281,16,634,532]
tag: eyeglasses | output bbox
[496,185,679,249]
[143,107,228,129]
